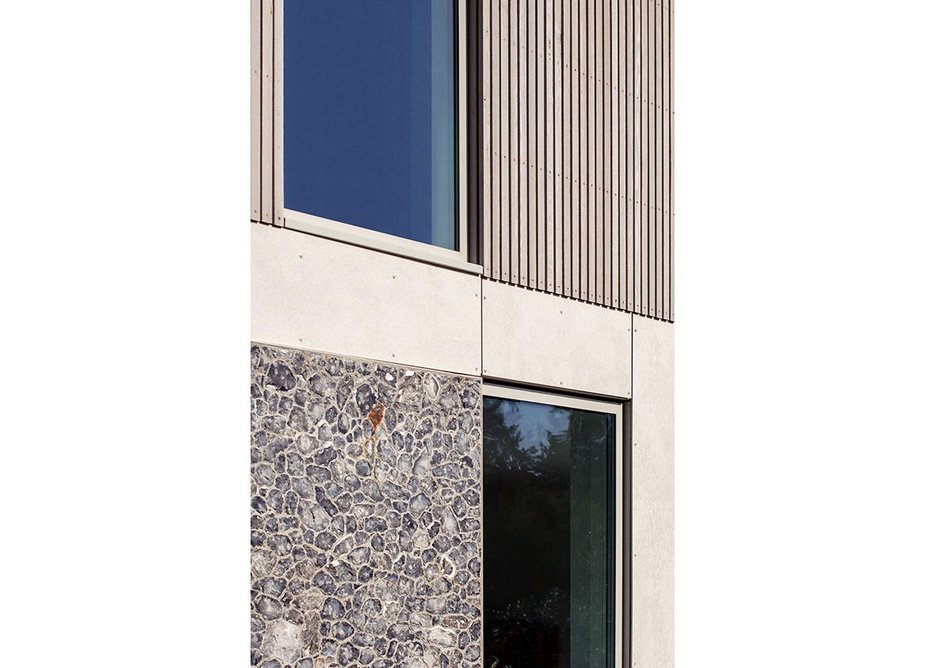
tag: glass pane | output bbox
[483,396,616,668]
[284,0,457,250]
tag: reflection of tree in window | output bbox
[483,397,614,668]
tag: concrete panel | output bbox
[252,224,482,376]
[481,279,632,398]
[631,315,674,668]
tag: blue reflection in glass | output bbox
[284,0,456,249]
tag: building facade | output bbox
[251,1,672,666]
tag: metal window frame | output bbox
[481,382,630,668]
[254,0,480,275]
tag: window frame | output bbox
[481,383,629,668]
[261,0,477,275]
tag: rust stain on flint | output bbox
[360,401,386,468]
[367,401,385,432]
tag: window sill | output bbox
[282,209,482,276]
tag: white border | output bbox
[481,383,627,668]
[273,0,474,272]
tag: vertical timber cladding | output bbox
[476,0,673,320]
[251,344,483,667]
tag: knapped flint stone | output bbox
[262,415,287,435]
[259,577,286,598]
[348,546,370,564]
[256,595,282,620]
[362,515,387,533]
[267,363,296,391]
[336,377,354,409]
[322,597,345,620]
[293,478,315,499]
[355,384,375,413]
[333,621,354,640]
[337,644,358,665]
[336,412,351,434]
[313,447,338,465]
[307,402,325,424]
[306,466,330,483]
[409,493,431,514]
[268,534,292,555]
[255,463,276,486]
[335,493,353,512]
[284,491,298,514]
[428,627,457,648]
[252,345,481,666]
[387,623,413,640]
[261,619,303,664]
[309,373,331,396]
[461,518,481,532]
[314,531,336,549]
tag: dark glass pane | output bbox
[284,0,456,249]
[483,397,615,668]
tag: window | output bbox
[281,0,464,261]
[483,386,625,668]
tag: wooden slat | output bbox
[579,0,588,300]
[616,0,629,309]
[260,0,273,224]
[649,0,656,317]
[500,0,511,282]
[649,0,656,316]
[602,0,612,307]
[660,0,668,320]
[491,0,501,278]
[482,0,493,274]
[625,0,636,311]
[642,0,651,316]
[528,0,535,288]
[467,0,480,263]
[611,0,620,309]
[509,0,520,283]
[571,0,581,299]
[472,0,672,321]
[518,0,529,286]
[664,0,674,320]
[535,0,546,290]
[273,0,284,226]
[596,0,605,306]
[587,0,596,303]
[553,0,564,295]
[562,0,573,298]
[251,0,261,222]
[655,0,664,319]
[545,0,555,293]
[635,0,643,314]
